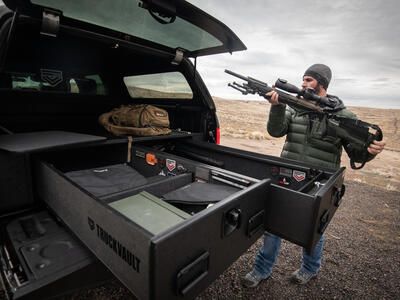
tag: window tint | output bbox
[124,72,193,99]
[33,0,222,52]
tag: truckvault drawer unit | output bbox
[0,1,346,299]
[33,139,271,300]
[0,132,345,300]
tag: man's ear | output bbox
[317,84,327,96]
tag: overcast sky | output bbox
[1,0,398,108]
[190,0,400,108]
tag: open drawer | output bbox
[32,142,270,300]
[162,140,346,251]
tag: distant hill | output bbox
[127,86,192,99]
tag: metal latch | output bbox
[171,48,184,65]
[41,10,60,37]
[222,207,242,238]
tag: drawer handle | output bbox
[247,210,265,237]
[333,184,346,207]
[176,252,209,296]
[318,210,330,234]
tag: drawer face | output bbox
[150,179,270,299]
[34,151,270,300]
[35,161,152,300]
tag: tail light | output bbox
[216,127,220,145]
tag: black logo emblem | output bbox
[40,69,63,87]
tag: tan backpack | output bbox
[99,104,171,136]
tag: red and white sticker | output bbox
[166,159,176,172]
[293,170,306,182]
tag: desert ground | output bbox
[1,99,399,299]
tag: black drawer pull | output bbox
[333,184,346,207]
[247,210,265,237]
[318,210,330,234]
[176,252,209,296]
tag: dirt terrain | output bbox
[1,99,399,299]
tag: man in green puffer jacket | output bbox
[242,64,386,287]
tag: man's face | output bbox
[302,76,318,89]
[302,75,324,96]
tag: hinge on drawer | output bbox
[41,9,60,37]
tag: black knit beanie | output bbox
[303,64,332,89]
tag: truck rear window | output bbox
[32,0,222,52]
[123,72,193,99]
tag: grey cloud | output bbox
[371,78,390,83]
[189,0,400,108]
[334,78,358,84]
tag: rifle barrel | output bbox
[225,69,248,81]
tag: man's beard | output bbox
[314,84,322,95]
[302,84,322,97]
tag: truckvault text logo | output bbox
[87,217,141,273]
[88,217,95,230]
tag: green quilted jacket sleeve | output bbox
[266,104,292,137]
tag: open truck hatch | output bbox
[2,0,246,57]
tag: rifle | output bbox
[225,69,383,169]
[225,69,345,113]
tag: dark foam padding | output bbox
[163,182,239,204]
[65,164,147,197]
